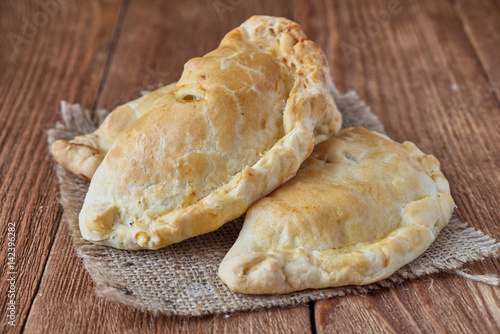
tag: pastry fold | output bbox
[77,16,342,250]
[219,127,455,294]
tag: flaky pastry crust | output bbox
[219,127,455,294]
[78,16,342,250]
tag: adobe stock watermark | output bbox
[340,0,407,63]
[213,0,245,22]
[8,0,70,54]
[419,77,500,152]
[5,222,17,327]
[106,63,170,109]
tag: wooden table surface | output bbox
[1,0,499,333]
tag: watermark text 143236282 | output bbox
[340,0,404,63]
[5,222,17,327]
[7,0,70,54]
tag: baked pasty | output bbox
[219,127,455,294]
[51,25,341,181]
[78,16,342,250]
[51,83,177,181]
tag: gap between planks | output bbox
[92,0,132,115]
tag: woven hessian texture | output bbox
[48,87,500,316]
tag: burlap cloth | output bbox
[48,85,500,316]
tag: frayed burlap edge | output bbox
[47,90,500,317]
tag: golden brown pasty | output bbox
[219,127,455,294]
[77,16,342,250]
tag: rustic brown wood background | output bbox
[1,0,499,333]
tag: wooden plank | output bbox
[292,0,500,332]
[453,0,500,100]
[23,0,312,333]
[0,1,124,333]
[316,264,500,333]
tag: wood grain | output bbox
[453,0,500,100]
[1,0,499,333]
[316,268,500,333]
[0,1,124,333]
[22,0,311,333]
[305,0,500,332]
